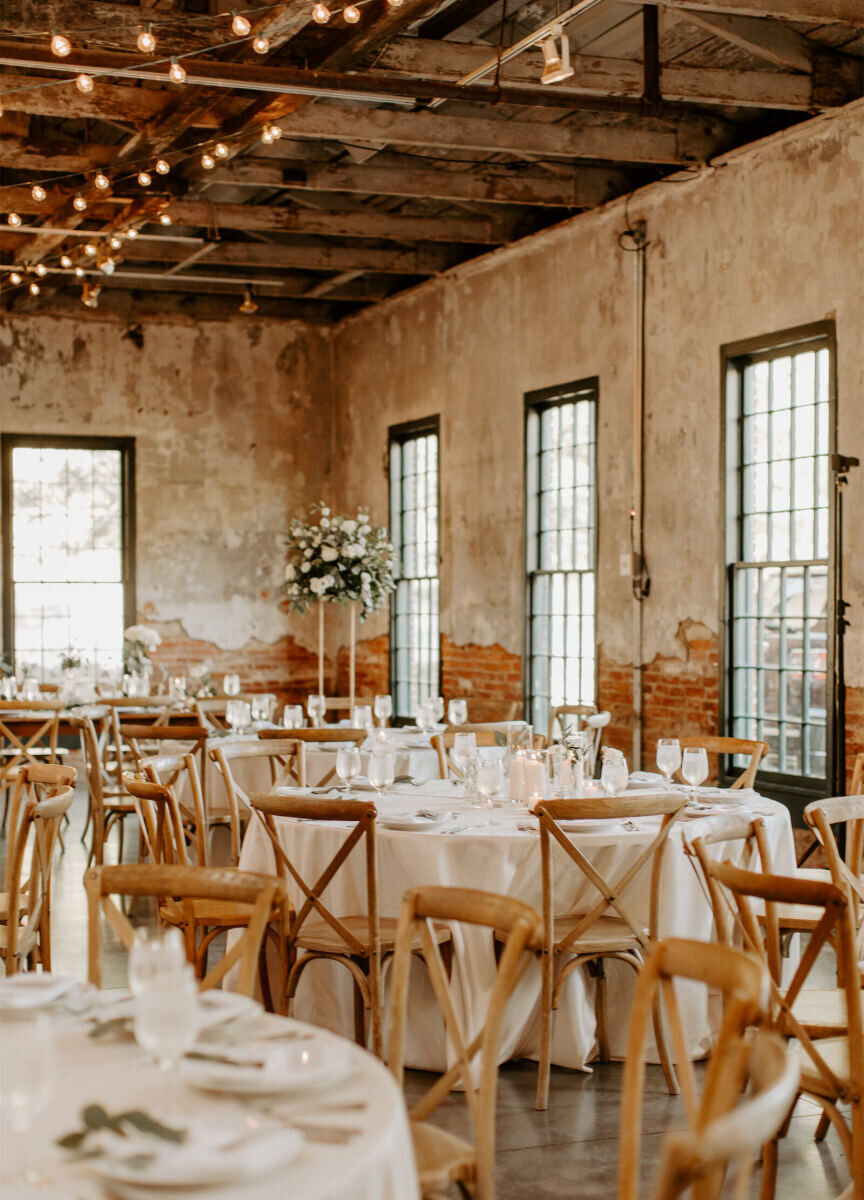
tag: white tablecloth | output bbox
[237,782,796,1073]
[1,1004,418,1199]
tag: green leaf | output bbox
[495,731,508,747]
[118,1110,187,1143]
[56,1130,87,1150]
[83,1105,115,1131]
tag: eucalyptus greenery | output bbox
[283,503,395,621]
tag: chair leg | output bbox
[353,978,366,1048]
[536,952,553,1111]
[652,984,680,1096]
[590,959,610,1063]
[759,1137,779,1200]
[815,1111,831,1141]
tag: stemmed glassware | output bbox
[283,704,304,729]
[373,694,392,728]
[430,696,445,724]
[336,746,361,794]
[414,699,436,734]
[352,705,374,736]
[447,699,468,727]
[307,693,326,728]
[368,749,395,800]
[223,674,241,697]
[656,738,682,784]
[129,928,186,994]
[474,760,503,808]
[0,1010,56,1184]
[681,747,709,804]
[600,754,629,797]
[452,732,479,798]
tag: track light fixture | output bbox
[538,24,574,85]
[239,288,258,315]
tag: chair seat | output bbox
[795,867,832,887]
[0,890,29,922]
[297,915,450,956]
[410,1119,475,1193]
[768,901,824,932]
[161,898,261,928]
[495,913,643,955]
[797,1036,852,1094]
[790,987,852,1037]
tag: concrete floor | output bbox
[16,782,852,1200]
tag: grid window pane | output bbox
[7,444,129,681]
[728,339,832,783]
[526,384,597,734]
[390,428,439,717]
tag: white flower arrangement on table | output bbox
[283,503,395,620]
[123,624,161,673]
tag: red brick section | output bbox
[335,634,390,697]
[846,684,864,791]
[441,635,523,714]
[595,651,635,761]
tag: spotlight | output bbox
[239,288,258,314]
[538,25,574,86]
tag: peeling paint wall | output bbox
[0,315,333,692]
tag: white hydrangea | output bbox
[321,545,338,562]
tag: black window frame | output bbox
[720,321,837,813]
[1,433,137,674]
[387,416,441,719]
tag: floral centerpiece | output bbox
[123,625,161,674]
[283,504,394,620]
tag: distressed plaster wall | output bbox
[330,101,864,776]
[0,315,334,695]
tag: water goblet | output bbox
[475,761,503,809]
[600,757,629,797]
[430,696,445,724]
[336,746,361,794]
[129,927,186,995]
[373,694,392,728]
[223,674,241,697]
[681,747,709,804]
[307,693,326,728]
[352,705,374,736]
[283,704,304,729]
[0,1012,56,1137]
[368,750,395,800]
[656,738,682,784]
[134,967,199,1074]
[447,699,468,727]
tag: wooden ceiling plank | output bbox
[632,0,864,26]
[119,237,454,274]
[679,10,813,69]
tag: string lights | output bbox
[9,272,22,285]
[137,23,156,53]
[31,184,47,202]
[60,254,72,268]
[137,170,152,187]
[252,35,270,53]
[29,281,40,295]
[7,212,22,226]
[311,3,331,23]
[72,192,88,211]
[231,11,252,36]
[214,142,229,158]
[155,159,170,174]
[34,263,48,277]
[75,72,94,93]
[168,57,187,84]
[94,173,110,190]
[159,213,173,226]
[50,32,71,57]
[344,5,361,22]
[201,152,216,169]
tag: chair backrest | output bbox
[387,886,539,1200]
[803,795,864,964]
[536,795,686,953]
[2,765,76,972]
[84,862,282,995]
[702,861,862,1097]
[258,727,365,745]
[682,813,773,950]
[548,703,597,745]
[0,699,63,782]
[119,721,208,765]
[852,752,864,795]
[618,936,769,1200]
[143,753,208,867]
[122,772,188,866]
[209,738,305,865]
[674,736,767,790]
[249,793,379,959]
[194,698,231,731]
[431,730,505,780]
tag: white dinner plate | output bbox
[196,990,261,1030]
[179,1035,352,1096]
[380,812,457,832]
[0,973,77,1011]
[91,1122,303,1190]
[536,817,621,833]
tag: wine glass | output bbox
[368,750,395,800]
[0,1012,55,1137]
[430,696,445,724]
[447,698,468,727]
[129,927,186,995]
[373,694,392,728]
[307,693,326,728]
[225,698,243,732]
[336,746,361,793]
[223,674,241,697]
[413,700,433,734]
[475,760,503,808]
[656,738,682,784]
[681,747,709,804]
[352,705,374,736]
[133,968,199,1073]
[283,704,304,729]
[452,732,479,797]
[600,757,629,797]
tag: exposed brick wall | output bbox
[335,634,389,698]
[441,635,523,715]
[596,651,635,761]
[846,685,864,791]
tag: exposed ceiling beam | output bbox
[206,158,628,208]
[0,2,226,53]
[0,137,117,172]
[3,287,343,324]
[680,10,814,70]
[418,0,498,40]
[631,0,864,26]
[88,270,390,301]
[118,236,456,275]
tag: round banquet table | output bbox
[1,1003,417,1200]
[237,781,796,1073]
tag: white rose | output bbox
[359,524,371,535]
[321,545,338,562]
[361,571,371,583]
[320,518,330,529]
[309,577,325,595]
[304,547,313,558]
[300,562,311,573]
[284,563,296,581]
[321,507,330,516]
[342,519,356,535]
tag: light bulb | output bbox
[214,142,229,158]
[31,184,47,202]
[94,173,110,190]
[84,243,97,256]
[137,24,156,53]
[231,11,252,35]
[260,127,274,144]
[159,213,172,226]
[155,159,170,174]
[35,263,48,277]
[76,73,94,94]
[60,254,72,268]
[252,35,270,53]
[109,235,122,250]
[344,4,361,22]
[311,3,330,23]
[8,212,22,227]
[9,272,22,285]
[239,288,258,314]
[74,266,85,277]
[29,282,40,295]
[100,258,115,275]
[126,228,138,239]
[387,0,405,6]
[168,58,187,84]
[201,152,215,170]
[73,193,87,211]
[269,125,282,140]
[50,32,71,57]
[138,171,152,187]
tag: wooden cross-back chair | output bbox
[119,718,208,807]
[673,736,768,790]
[143,752,209,868]
[100,699,176,791]
[618,936,780,1200]
[703,862,864,1196]
[121,772,285,1006]
[85,863,282,998]
[209,738,306,866]
[804,795,864,973]
[515,794,687,1110]
[1,764,76,975]
[258,726,364,787]
[250,792,451,1056]
[684,814,848,1040]
[0,699,63,798]
[850,753,864,796]
[68,714,137,867]
[388,886,540,1200]
[547,703,597,746]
